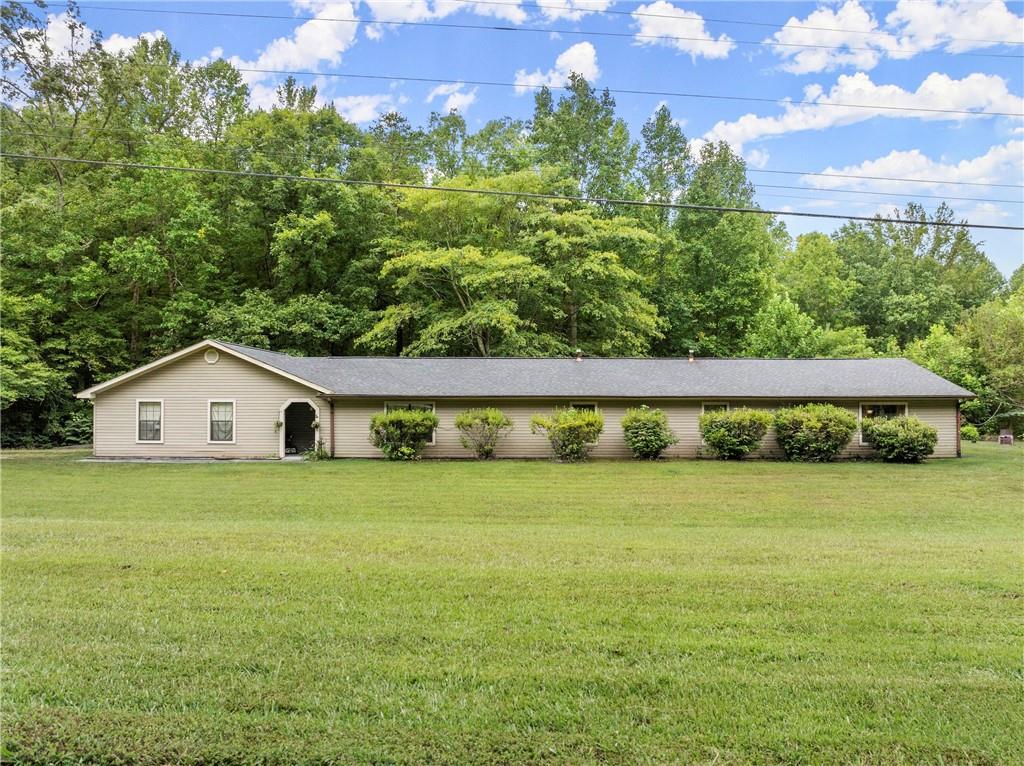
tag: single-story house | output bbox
[76,339,975,460]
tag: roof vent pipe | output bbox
[688,349,695,363]
[574,348,583,362]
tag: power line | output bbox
[3,152,1021,230]
[9,54,1019,117]
[50,2,1024,60]
[9,126,1024,203]
[455,0,1024,46]
[8,126,1024,196]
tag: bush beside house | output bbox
[454,408,513,459]
[960,423,980,443]
[621,406,678,459]
[862,416,938,463]
[530,408,604,462]
[699,408,772,460]
[773,404,857,462]
[369,409,440,460]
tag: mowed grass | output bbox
[1,445,1022,765]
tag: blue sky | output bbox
[45,0,1024,275]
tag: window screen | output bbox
[138,401,162,442]
[860,403,906,421]
[210,401,234,442]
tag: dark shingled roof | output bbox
[218,341,974,399]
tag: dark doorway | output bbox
[284,402,317,455]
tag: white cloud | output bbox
[703,71,1024,153]
[513,41,600,94]
[632,1,734,61]
[802,140,1024,193]
[28,11,166,59]
[228,1,359,86]
[746,149,770,169]
[333,93,397,122]
[767,0,1023,74]
[539,0,613,22]
[426,81,478,112]
[886,0,1024,54]
[362,0,527,28]
[768,1,898,74]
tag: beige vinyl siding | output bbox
[92,349,327,458]
[331,398,961,459]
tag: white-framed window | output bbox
[208,400,236,444]
[136,399,163,443]
[569,402,597,412]
[385,401,436,445]
[701,402,729,414]
[859,402,907,445]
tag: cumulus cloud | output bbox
[333,93,398,122]
[362,0,527,31]
[746,149,770,169]
[538,0,613,22]
[632,1,734,61]
[702,71,1024,153]
[767,0,1023,74]
[426,81,478,112]
[513,41,600,94]
[802,140,1024,193]
[228,1,359,86]
[26,11,166,59]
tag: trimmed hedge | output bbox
[530,407,604,462]
[698,408,772,460]
[369,408,440,460]
[454,407,513,459]
[621,406,678,460]
[862,415,938,463]
[773,403,857,462]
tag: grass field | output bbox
[2,445,1022,765]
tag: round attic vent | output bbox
[204,348,220,364]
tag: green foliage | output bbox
[773,404,857,462]
[369,409,440,460]
[530,407,604,462]
[862,416,938,463]
[454,408,514,459]
[698,408,772,460]
[620,405,678,459]
[960,423,981,443]
[302,439,331,462]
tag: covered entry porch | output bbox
[279,398,321,458]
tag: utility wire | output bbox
[9,56,1020,117]
[46,2,1024,60]
[3,152,1021,230]
[7,127,1024,196]
[454,0,1024,46]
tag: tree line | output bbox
[2,1,1021,446]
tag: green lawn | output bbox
[2,445,1022,765]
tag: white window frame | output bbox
[385,401,436,446]
[135,399,164,444]
[701,402,730,414]
[858,401,907,445]
[208,399,237,445]
[569,402,598,412]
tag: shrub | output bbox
[698,408,772,460]
[454,407,513,459]
[960,423,981,443]
[302,439,330,462]
[773,403,857,462]
[530,407,604,462]
[621,406,678,459]
[369,408,440,460]
[862,416,938,463]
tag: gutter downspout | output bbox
[950,397,958,458]
[329,397,337,458]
